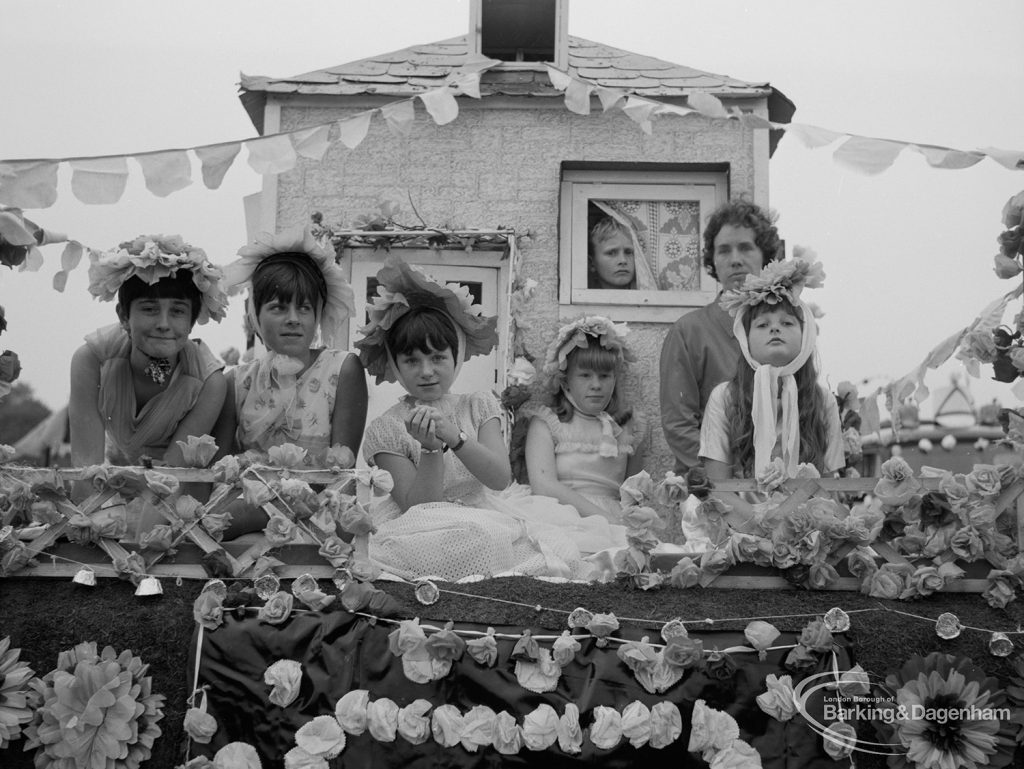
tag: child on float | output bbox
[355,256,601,581]
[694,255,844,535]
[212,227,367,536]
[70,235,229,473]
[524,316,647,527]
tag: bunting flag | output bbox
[0,63,1020,211]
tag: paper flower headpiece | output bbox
[718,249,825,317]
[541,316,635,392]
[87,234,229,324]
[355,255,498,384]
[224,226,355,348]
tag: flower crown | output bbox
[87,234,229,324]
[223,226,356,348]
[541,315,635,392]
[355,255,498,384]
[719,248,825,317]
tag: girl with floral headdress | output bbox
[696,254,844,533]
[524,316,647,525]
[355,255,603,581]
[213,226,366,465]
[69,235,229,476]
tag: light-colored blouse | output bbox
[85,323,222,464]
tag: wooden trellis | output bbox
[0,465,375,580]
[2,468,1022,592]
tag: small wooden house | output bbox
[238,0,794,475]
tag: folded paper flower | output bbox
[510,629,539,662]
[551,631,582,666]
[837,664,870,697]
[388,619,451,683]
[466,628,498,666]
[649,701,682,749]
[213,741,263,769]
[621,701,652,748]
[823,722,857,760]
[257,591,294,625]
[431,704,464,748]
[0,637,37,749]
[282,746,326,769]
[268,443,308,468]
[586,613,620,647]
[366,697,399,742]
[193,590,225,631]
[334,689,369,735]
[425,621,466,662]
[492,710,524,755]
[589,706,623,750]
[709,739,763,769]
[264,659,303,708]
[460,705,496,752]
[515,647,561,693]
[688,700,740,754]
[634,653,684,695]
[557,703,583,754]
[396,699,433,745]
[520,704,559,751]
[242,478,275,507]
[177,434,219,467]
[295,715,346,759]
[744,621,780,661]
[756,674,797,722]
[184,701,218,744]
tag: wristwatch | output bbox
[446,431,468,453]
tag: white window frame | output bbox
[558,169,728,323]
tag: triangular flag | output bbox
[195,143,241,189]
[61,240,84,273]
[563,79,592,115]
[135,150,192,197]
[0,161,59,208]
[687,92,728,119]
[595,87,626,113]
[20,245,43,272]
[545,65,572,91]
[381,99,415,137]
[338,112,373,149]
[246,134,297,176]
[419,88,459,126]
[622,96,656,135]
[784,123,843,149]
[448,71,482,99]
[291,125,333,160]
[70,157,129,204]
[654,103,694,119]
[911,144,984,170]
[832,136,905,175]
[980,146,1024,171]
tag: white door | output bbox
[348,259,501,465]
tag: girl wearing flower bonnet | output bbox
[524,316,647,525]
[213,226,366,467]
[696,253,844,532]
[69,235,229,472]
[355,255,597,581]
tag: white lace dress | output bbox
[363,392,624,581]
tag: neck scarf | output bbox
[733,302,818,476]
[236,351,308,450]
[560,388,621,458]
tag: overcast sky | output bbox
[3,0,1024,418]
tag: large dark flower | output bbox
[873,652,1017,769]
[918,492,956,529]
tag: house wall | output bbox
[271,96,762,482]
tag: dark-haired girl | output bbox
[70,235,229,470]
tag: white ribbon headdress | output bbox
[719,251,825,476]
[224,226,355,349]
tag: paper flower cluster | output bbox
[718,251,825,316]
[87,234,228,324]
[539,315,635,393]
[23,641,165,769]
[0,636,38,749]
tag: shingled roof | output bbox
[239,34,795,145]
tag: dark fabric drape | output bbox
[192,606,853,769]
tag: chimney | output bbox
[469,0,568,69]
